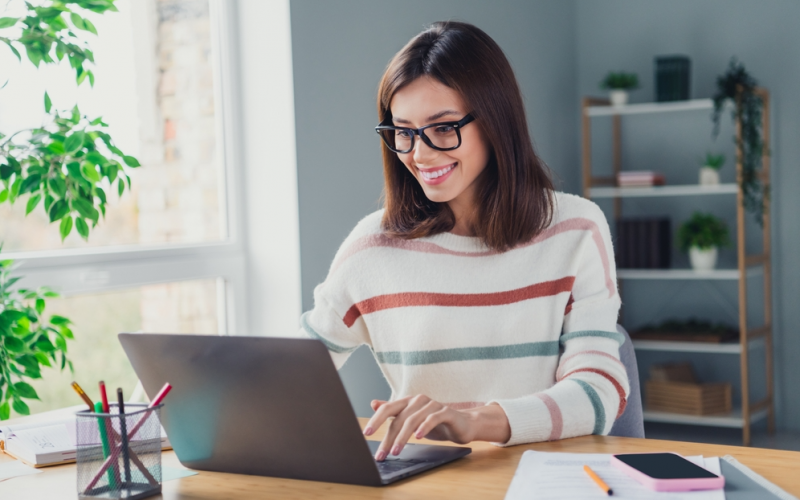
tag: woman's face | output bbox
[390,77,490,208]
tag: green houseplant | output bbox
[600,71,639,106]
[677,212,730,271]
[699,152,725,186]
[0,0,136,418]
[711,58,767,224]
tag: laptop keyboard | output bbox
[376,458,424,475]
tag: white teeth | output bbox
[420,164,455,180]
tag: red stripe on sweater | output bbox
[342,276,575,328]
[560,367,627,419]
[331,217,615,297]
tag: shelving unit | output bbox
[581,91,774,446]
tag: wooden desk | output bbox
[2,417,799,499]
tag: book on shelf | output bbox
[617,170,666,187]
[0,414,171,468]
[615,217,671,269]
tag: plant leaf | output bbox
[13,382,39,400]
[0,401,10,420]
[64,131,86,155]
[19,174,42,195]
[48,199,69,222]
[50,315,72,326]
[34,351,52,367]
[25,193,42,215]
[35,298,45,315]
[4,336,25,353]
[48,176,67,197]
[122,155,140,167]
[69,12,86,30]
[59,215,73,240]
[75,216,89,240]
[0,17,18,29]
[44,91,52,113]
[72,198,98,222]
[12,398,30,416]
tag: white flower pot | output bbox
[699,167,720,186]
[609,90,629,107]
[689,246,718,271]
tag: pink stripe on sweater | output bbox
[330,218,615,297]
[535,393,563,441]
[556,350,625,380]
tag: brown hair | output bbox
[378,21,554,251]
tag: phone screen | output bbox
[614,453,720,479]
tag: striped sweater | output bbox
[300,191,629,446]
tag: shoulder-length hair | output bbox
[378,21,554,252]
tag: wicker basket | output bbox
[646,380,732,416]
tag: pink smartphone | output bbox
[610,452,725,491]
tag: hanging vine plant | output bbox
[711,58,768,224]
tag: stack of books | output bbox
[615,217,671,269]
[617,171,665,187]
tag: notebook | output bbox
[0,417,171,468]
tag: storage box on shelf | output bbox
[581,92,773,446]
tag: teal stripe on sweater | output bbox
[375,341,559,366]
[560,330,625,346]
[574,379,606,435]
[300,312,357,354]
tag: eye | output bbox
[434,125,455,134]
[395,129,412,138]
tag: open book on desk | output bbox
[0,416,171,468]
[505,451,724,500]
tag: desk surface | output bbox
[2,416,799,499]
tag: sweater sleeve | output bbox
[297,214,379,369]
[490,202,629,446]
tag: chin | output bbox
[420,187,456,204]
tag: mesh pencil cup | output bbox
[76,403,164,500]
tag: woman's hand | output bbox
[362,395,511,461]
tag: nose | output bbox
[412,133,437,164]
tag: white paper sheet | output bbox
[505,451,725,500]
[0,460,42,482]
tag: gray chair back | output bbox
[608,324,645,438]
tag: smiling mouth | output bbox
[419,163,456,180]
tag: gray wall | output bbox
[289,0,579,416]
[575,0,800,431]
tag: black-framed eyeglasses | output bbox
[375,113,475,154]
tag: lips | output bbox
[418,163,456,185]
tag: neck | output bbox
[447,192,476,237]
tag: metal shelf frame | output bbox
[581,91,774,446]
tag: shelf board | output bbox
[643,408,768,428]
[590,184,738,198]
[586,98,714,117]
[632,337,765,354]
[617,268,762,280]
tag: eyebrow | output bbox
[393,109,461,125]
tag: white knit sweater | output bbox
[300,192,629,446]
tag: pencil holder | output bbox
[76,403,164,500]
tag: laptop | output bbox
[118,333,471,486]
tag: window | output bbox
[2,0,253,417]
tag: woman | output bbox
[300,21,628,461]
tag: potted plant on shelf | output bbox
[699,153,725,186]
[711,58,767,224]
[600,71,639,106]
[677,212,730,272]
